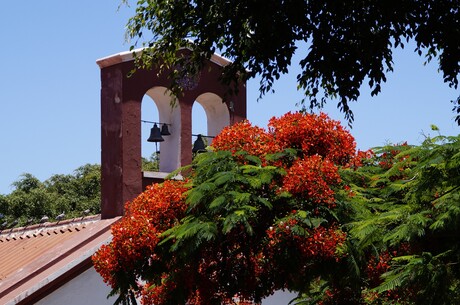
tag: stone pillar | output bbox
[100,64,143,219]
[178,96,193,166]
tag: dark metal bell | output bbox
[160,124,171,136]
[147,124,164,142]
[192,134,206,153]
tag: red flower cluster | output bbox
[265,218,346,261]
[377,142,409,170]
[366,251,392,286]
[363,243,415,304]
[282,156,341,207]
[140,276,177,305]
[366,243,411,287]
[302,226,347,259]
[92,180,189,289]
[212,112,357,166]
[268,112,356,165]
[212,112,358,207]
[212,120,278,159]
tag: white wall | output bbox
[35,267,116,305]
[36,267,297,305]
[262,290,298,305]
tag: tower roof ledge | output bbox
[96,47,232,69]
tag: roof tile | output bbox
[0,215,120,304]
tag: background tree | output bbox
[124,0,460,123]
[0,164,101,228]
[11,173,42,192]
[142,152,160,172]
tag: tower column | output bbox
[100,64,143,219]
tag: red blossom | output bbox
[140,277,176,305]
[92,180,189,289]
[268,112,356,165]
[265,219,347,262]
[212,120,278,159]
[282,155,341,207]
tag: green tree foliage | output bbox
[142,152,160,172]
[124,0,460,122]
[343,130,460,304]
[0,164,101,228]
[11,173,42,192]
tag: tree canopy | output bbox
[93,112,363,304]
[94,113,460,304]
[124,0,460,122]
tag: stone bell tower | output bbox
[97,49,247,219]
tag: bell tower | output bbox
[97,50,247,219]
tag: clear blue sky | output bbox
[0,1,458,195]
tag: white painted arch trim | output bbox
[144,87,182,173]
[194,92,230,143]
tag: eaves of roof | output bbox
[96,47,232,69]
[0,215,120,305]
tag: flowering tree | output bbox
[93,112,362,305]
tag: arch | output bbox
[141,94,159,156]
[98,49,247,219]
[192,102,207,143]
[144,87,181,172]
[194,92,230,145]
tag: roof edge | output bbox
[96,47,232,69]
[0,217,120,305]
[11,252,94,305]
[0,215,101,238]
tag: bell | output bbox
[192,134,206,153]
[160,124,171,136]
[147,124,164,142]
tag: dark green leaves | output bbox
[124,0,460,124]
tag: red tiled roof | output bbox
[0,215,120,305]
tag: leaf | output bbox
[310,217,326,228]
[209,195,226,210]
[231,191,252,205]
[260,170,275,184]
[164,218,218,252]
[213,171,237,186]
[297,210,308,219]
[186,182,216,209]
[244,154,262,165]
[256,196,273,209]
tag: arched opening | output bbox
[141,95,160,171]
[193,92,230,148]
[192,101,209,149]
[142,87,181,173]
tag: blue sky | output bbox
[0,1,458,195]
